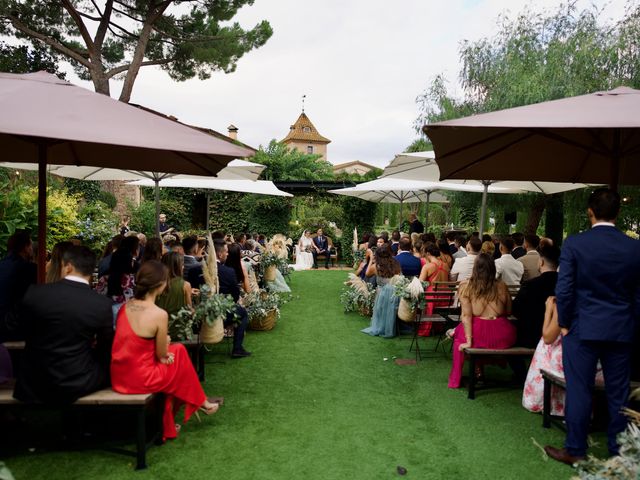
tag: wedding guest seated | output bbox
[390,230,400,255]
[46,241,74,283]
[446,231,458,255]
[448,253,515,388]
[519,234,541,281]
[511,232,526,259]
[494,238,524,285]
[156,252,193,318]
[522,297,603,415]
[225,243,251,294]
[450,236,481,282]
[418,241,451,336]
[361,245,401,338]
[166,239,184,255]
[0,231,37,342]
[141,237,164,263]
[512,245,560,348]
[453,235,467,259]
[14,246,114,404]
[438,240,454,270]
[395,237,422,278]
[356,235,377,283]
[214,240,251,358]
[481,240,495,257]
[96,235,140,306]
[491,234,502,260]
[182,236,204,288]
[98,234,123,278]
[111,261,219,440]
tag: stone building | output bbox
[332,160,378,176]
[282,112,331,160]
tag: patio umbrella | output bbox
[423,87,640,188]
[0,71,253,280]
[381,152,594,233]
[328,178,512,230]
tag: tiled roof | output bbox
[282,112,331,144]
[332,160,379,170]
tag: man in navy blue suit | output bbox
[394,237,422,277]
[312,228,330,269]
[214,240,251,358]
[545,189,640,465]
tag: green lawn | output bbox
[3,270,605,479]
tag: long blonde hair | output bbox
[459,253,499,303]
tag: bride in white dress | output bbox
[292,230,314,271]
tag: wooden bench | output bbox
[463,347,536,399]
[541,369,640,430]
[0,384,162,469]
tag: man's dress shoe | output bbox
[544,446,585,466]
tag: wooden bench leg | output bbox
[468,355,476,400]
[135,408,147,470]
[543,375,551,428]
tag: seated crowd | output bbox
[0,218,275,439]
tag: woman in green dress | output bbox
[156,252,193,317]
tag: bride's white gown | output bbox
[292,237,314,270]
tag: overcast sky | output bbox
[69,0,628,168]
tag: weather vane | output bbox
[302,94,306,113]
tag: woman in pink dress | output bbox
[522,297,603,415]
[111,261,220,440]
[448,253,516,388]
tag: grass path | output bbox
[5,270,601,479]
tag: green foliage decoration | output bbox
[129,199,190,236]
[64,179,102,204]
[0,177,37,257]
[244,195,292,237]
[75,201,119,255]
[97,190,117,210]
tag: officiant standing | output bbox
[312,228,330,269]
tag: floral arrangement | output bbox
[393,276,429,311]
[572,406,640,480]
[625,230,639,240]
[340,273,375,316]
[260,251,289,274]
[169,284,239,340]
[352,249,365,264]
[244,289,282,322]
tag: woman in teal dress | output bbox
[361,244,401,338]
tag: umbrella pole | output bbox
[425,191,431,228]
[399,198,403,231]
[155,177,160,237]
[205,192,211,231]
[37,143,47,284]
[479,181,489,235]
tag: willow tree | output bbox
[0,0,273,102]
[415,2,640,240]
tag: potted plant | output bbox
[171,284,238,343]
[244,289,281,331]
[341,273,376,317]
[260,251,283,282]
[393,276,429,322]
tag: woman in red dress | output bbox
[111,261,219,440]
[418,242,451,336]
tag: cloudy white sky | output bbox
[70,0,628,168]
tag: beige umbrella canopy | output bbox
[0,71,254,280]
[424,87,640,188]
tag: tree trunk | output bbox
[544,193,564,247]
[524,195,546,235]
[90,69,110,96]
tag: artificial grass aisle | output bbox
[5,270,597,479]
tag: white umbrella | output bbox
[381,151,595,233]
[128,178,291,196]
[329,176,519,230]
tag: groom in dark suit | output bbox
[14,246,114,404]
[545,189,640,465]
[312,228,330,269]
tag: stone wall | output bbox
[101,180,140,215]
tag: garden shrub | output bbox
[129,198,189,235]
[97,190,117,210]
[76,201,119,254]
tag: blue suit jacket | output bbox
[394,251,422,277]
[556,225,640,343]
[313,235,329,253]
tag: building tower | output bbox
[282,112,331,160]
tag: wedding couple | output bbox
[292,229,331,271]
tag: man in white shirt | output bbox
[518,234,541,281]
[452,235,468,260]
[495,237,524,285]
[450,236,481,282]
